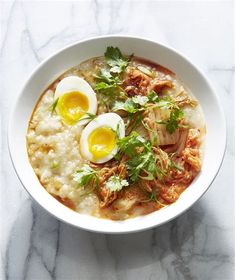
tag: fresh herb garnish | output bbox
[81,112,97,122]
[141,189,167,207]
[156,107,184,134]
[73,164,99,188]
[50,97,59,113]
[118,131,145,157]
[128,144,157,182]
[94,69,122,92]
[146,93,185,134]
[94,47,129,99]
[105,175,129,192]
[147,90,160,103]
[113,99,139,114]
[132,95,149,106]
[94,68,114,83]
[166,108,184,133]
[104,46,128,73]
[112,95,148,114]
[118,132,164,182]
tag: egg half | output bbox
[54,76,97,125]
[80,113,125,164]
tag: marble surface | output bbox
[1,1,234,279]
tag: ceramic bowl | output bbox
[8,36,226,233]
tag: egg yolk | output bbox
[88,126,116,160]
[57,91,89,125]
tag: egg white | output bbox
[54,76,97,125]
[80,113,125,164]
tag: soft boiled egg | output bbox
[80,113,125,164]
[54,76,97,125]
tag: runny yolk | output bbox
[57,91,89,125]
[88,126,116,160]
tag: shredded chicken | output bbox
[163,128,201,185]
[182,148,201,172]
[158,183,181,204]
[153,147,170,171]
[186,128,201,148]
[123,67,151,96]
[175,91,198,108]
[182,129,201,171]
[139,178,157,193]
[168,166,194,185]
[150,79,173,93]
[98,163,128,208]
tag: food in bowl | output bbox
[26,46,205,220]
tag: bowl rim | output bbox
[8,34,227,234]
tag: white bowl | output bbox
[8,35,226,234]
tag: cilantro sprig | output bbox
[165,108,184,133]
[113,91,185,135]
[104,46,129,73]
[113,95,148,114]
[117,132,164,182]
[112,95,149,134]
[94,68,122,92]
[94,47,129,97]
[105,175,129,192]
[147,91,185,134]
[141,189,167,207]
[73,164,99,188]
[156,106,184,134]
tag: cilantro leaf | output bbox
[112,96,147,114]
[155,98,175,109]
[95,82,115,91]
[148,94,185,134]
[94,68,121,92]
[156,107,184,134]
[94,69,122,96]
[113,99,139,114]
[73,164,99,187]
[118,132,164,182]
[128,147,156,182]
[94,47,130,98]
[94,68,114,84]
[118,131,146,157]
[105,175,129,192]
[147,90,160,103]
[166,108,184,133]
[105,47,128,73]
[132,95,149,106]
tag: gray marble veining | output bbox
[1,1,234,279]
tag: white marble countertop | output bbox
[1,1,234,279]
